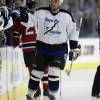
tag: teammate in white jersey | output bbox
[25,0,80,100]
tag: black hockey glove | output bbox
[69,44,81,61]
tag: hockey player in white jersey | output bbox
[25,0,80,100]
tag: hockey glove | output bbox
[69,44,81,61]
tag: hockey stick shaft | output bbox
[67,60,73,76]
[65,59,73,76]
[99,37,100,54]
[60,70,62,99]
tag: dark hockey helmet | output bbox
[26,0,37,9]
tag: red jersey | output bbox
[13,20,36,52]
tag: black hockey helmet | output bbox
[26,0,37,9]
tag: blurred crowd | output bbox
[0,0,100,46]
[65,0,100,38]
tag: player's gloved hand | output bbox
[69,44,81,61]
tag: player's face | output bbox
[50,0,61,11]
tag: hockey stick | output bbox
[99,37,100,54]
[65,59,73,76]
[60,70,62,99]
[78,17,83,32]
[97,17,100,54]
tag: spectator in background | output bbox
[79,5,94,37]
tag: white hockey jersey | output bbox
[26,7,79,46]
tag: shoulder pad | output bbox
[60,9,75,22]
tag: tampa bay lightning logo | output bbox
[44,17,60,35]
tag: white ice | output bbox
[21,69,100,100]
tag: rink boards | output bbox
[0,47,29,100]
[0,38,100,100]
